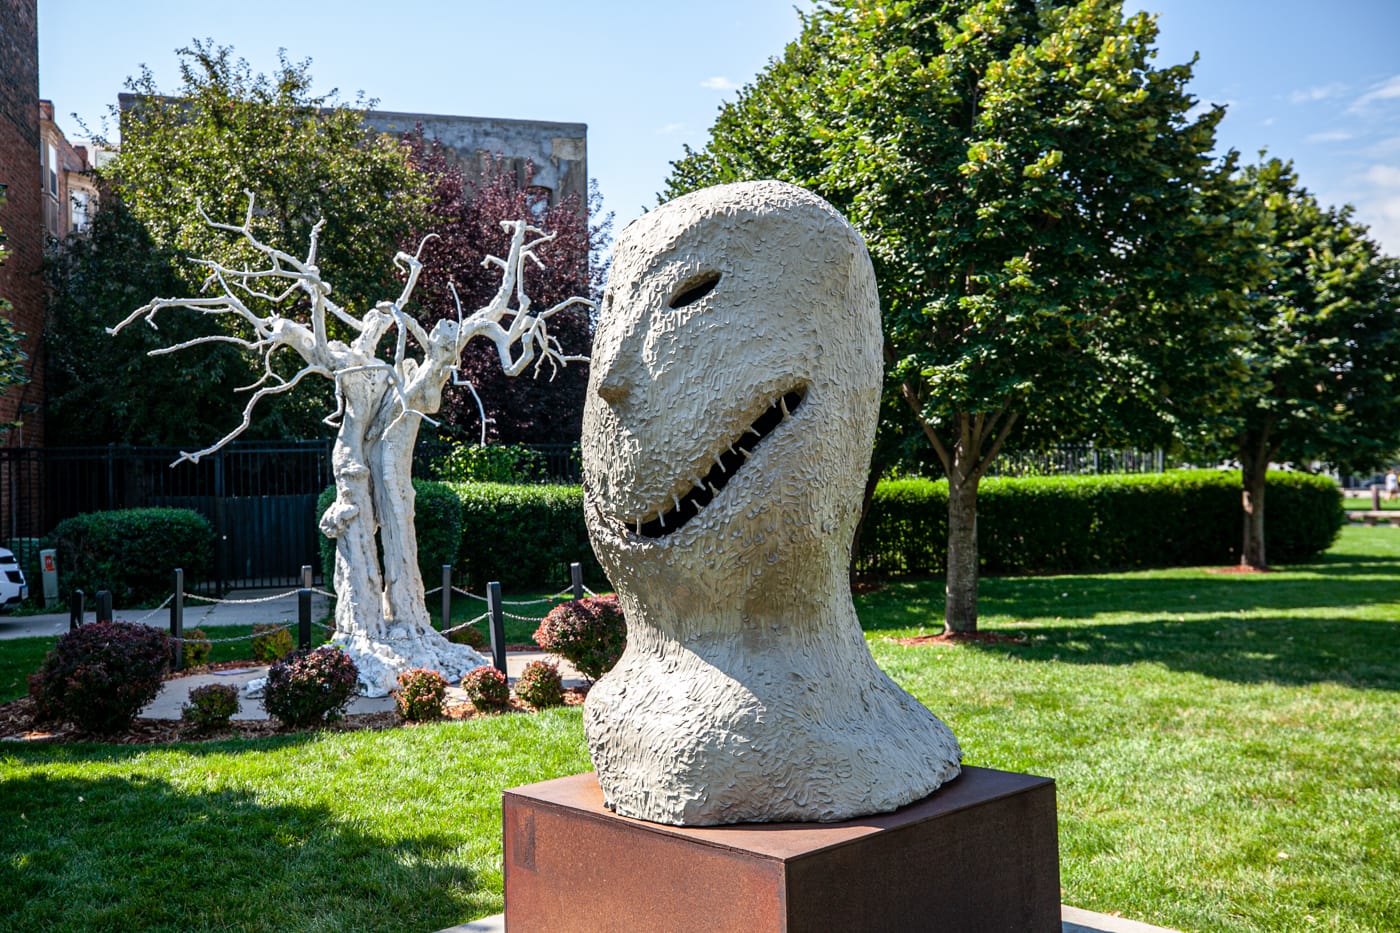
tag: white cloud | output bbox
[699,76,738,91]
[1348,74,1400,112]
[1360,164,1400,189]
[1289,82,1348,104]
[1306,129,1354,144]
[655,122,687,136]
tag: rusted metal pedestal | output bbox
[503,766,1059,932]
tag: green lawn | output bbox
[2,526,1397,932]
[1343,494,1400,510]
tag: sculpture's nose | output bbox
[595,369,631,405]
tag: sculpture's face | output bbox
[582,181,881,605]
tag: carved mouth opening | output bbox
[634,386,807,539]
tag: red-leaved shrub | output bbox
[29,621,171,733]
[262,646,359,728]
[461,665,510,711]
[514,659,564,709]
[534,594,626,681]
[395,668,449,722]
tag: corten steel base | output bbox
[503,766,1060,932]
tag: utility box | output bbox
[40,548,59,609]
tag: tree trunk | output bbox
[1240,451,1269,570]
[945,464,980,633]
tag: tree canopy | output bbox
[1214,159,1400,567]
[665,0,1255,630]
[405,136,611,446]
[46,41,432,445]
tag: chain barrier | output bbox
[503,610,553,623]
[441,613,490,636]
[129,593,175,624]
[311,587,337,599]
[182,589,301,606]
[169,621,294,645]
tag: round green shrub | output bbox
[182,682,240,731]
[535,594,627,681]
[446,621,487,650]
[462,665,510,711]
[452,483,601,591]
[29,621,171,733]
[262,646,359,728]
[181,628,212,667]
[250,623,294,662]
[395,667,448,722]
[515,659,564,709]
[43,508,214,603]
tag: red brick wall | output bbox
[0,0,44,448]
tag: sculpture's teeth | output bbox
[746,426,762,438]
[779,396,790,416]
[673,493,682,512]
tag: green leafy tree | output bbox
[665,0,1255,631]
[1220,160,1400,568]
[46,41,431,444]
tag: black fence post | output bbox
[487,581,506,675]
[96,590,113,623]
[69,589,84,631]
[1373,485,1382,511]
[301,564,313,589]
[441,565,452,633]
[170,568,184,671]
[298,588,312,650]
[570,562,583,601]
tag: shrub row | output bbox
[857,470,1343,576]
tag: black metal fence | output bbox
[0,439,583,595]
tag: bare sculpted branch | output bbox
[115,191,592,695]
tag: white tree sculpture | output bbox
[112,193,589,695]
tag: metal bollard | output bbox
[1373,485,1382,511]
[441,565,452,634]
[301,564,313,590]
[570,562,584,602]
[487,581,506,675]
[69,589,85,631]
[96,590,113,624]
[298,588,312,650]
[170,568,185,671]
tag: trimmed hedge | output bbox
[857,470,1343,576]
[317,479,463,592]
[44,508,214,603]
[451,483,601,591]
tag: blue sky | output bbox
[38,0,1400,252]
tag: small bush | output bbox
[446,621,487,650]
[395,667,448,722]
[461,665,510,711]
[43,508,214,603]
[180,628,212,667]
[262,646,359,728]
[182,683,240,731]
[515,659,564,709]
[28,621,171,733]
[250,623,294,663]
[535,594,626,681]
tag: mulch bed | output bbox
[1204,564,1272,574]
[0,663,589,746]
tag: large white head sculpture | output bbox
[582,180,960,825]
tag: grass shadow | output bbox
[0,768,483,932]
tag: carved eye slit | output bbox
[669,271,721,309]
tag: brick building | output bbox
[0,0,44,447]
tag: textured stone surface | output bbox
[581,180,961,826]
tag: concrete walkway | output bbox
[440,906,1181,932]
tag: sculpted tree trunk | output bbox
[112,194,589,694]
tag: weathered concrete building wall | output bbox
[363,110,587,209]
[0,0,45,447]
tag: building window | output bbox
[70,189,91,232]
[47,143,58,197]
